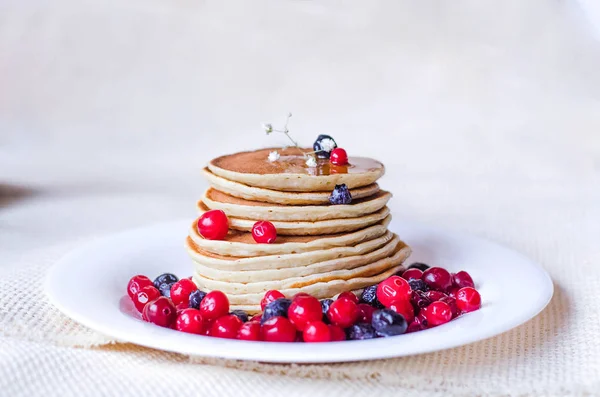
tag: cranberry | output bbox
[199,291,230,320]
[389,299,415,323]
[456,287,481,313]
[423,301,452,326]
[416,311,429,329]
[422,267,453,292]
[197,209,229,240]
[252,221,277,244]
[440,296,460,318]
[410,290,431,312]
[303,321,331,343]
[376,276,411,307]
[175,308,205,334]
[330,148,348,166]
[133,286,161,313]
[288,295,322,331]
[328,325,346,341]
[261,316,297,342]
[261,290,285,311]
[142,297,177,328]
[425,290,447,302]
[176,302,189,313]
[337,291,359,304]
[170,279,198,306]
[401,268,423,281]
[406,316,426,333]
[238,321,262,341]
[327,298,359,328]
[210,314,243,339]
[292,292,310,300]
[127,275,154,300]
[447,286,459,298]
[250,314,263,322]
[356,303,376,323]
[453,271,475,289]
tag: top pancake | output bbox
[208,147,385,192]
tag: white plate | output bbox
[45,219,553,363]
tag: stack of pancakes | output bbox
[186,147,411,313]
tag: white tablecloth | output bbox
[1,1,600,395]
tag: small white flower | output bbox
[320,138,336,152]
[268,150,280,162]
[262,123,273,134]
[305,155,317,168]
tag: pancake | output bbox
[198,201,391,235]
[185,230,395,271]
[188,215,392,256]
[207,147,385,192]
[192,264,404,311]
[191,235,407,282]
[202,167,381,205]
[201,188,392,222]
[193,243,409,294]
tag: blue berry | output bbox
[371,309,408,337]
[408,262,430,271]
[261,298,292,324]
[313,134,338,159]
[153,273,178,298]
[230,310,249,323]
[346,323,377,340]
[329,184,352,205]
[320,299,334,323]
[188,289,207,309]
[360,285,383,308]
[408,278,429,292]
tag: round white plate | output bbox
[45,219,553,363]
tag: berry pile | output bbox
[126,262,481,342]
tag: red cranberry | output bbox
[389,299,415,323]
[410,290,431,312]
[127,275,154,300]
[423,301,452,326]
[261,290,285,311]
[356,303,376,323]
[327,298,359,328]
[406,316,426,333]
[250,314,263,322]
[175,302,189,313]
[238,321,262,341]
[252,221,277,244]
[337,291,359,304]
[425,290,447,302]
[170,279,198,306]
[376,276,411,307]
[328,325,346,341]
[143,297,177,328]
[211,314,243,339]
[456,287,481,313]
[292,292,311,300]
[288,295,322,331]
[175,308,205,334]
[453,271,475,289]
[401,268,423,281]
[303,321,331,343]
[199,291,230,320]
[422,267,453,292]
[440,296,460,318]
[133,286,161,313]
[261,316,297,342]
[330,148,348,166]
[447,286,459,298]
[416,311,428,328]
[197,209,229,240]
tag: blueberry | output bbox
[360,285,383,308]
[230,310,249,323]
[329,184,352,205]
[188,290,207,309]
[313,134,338,159]
[153,273,178,297]
[408,278,429,292]
[261,298,292,324]
[346,323,377,340]
[320,299,334,323]
[408,262,430,272]
[371,309,408,337]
